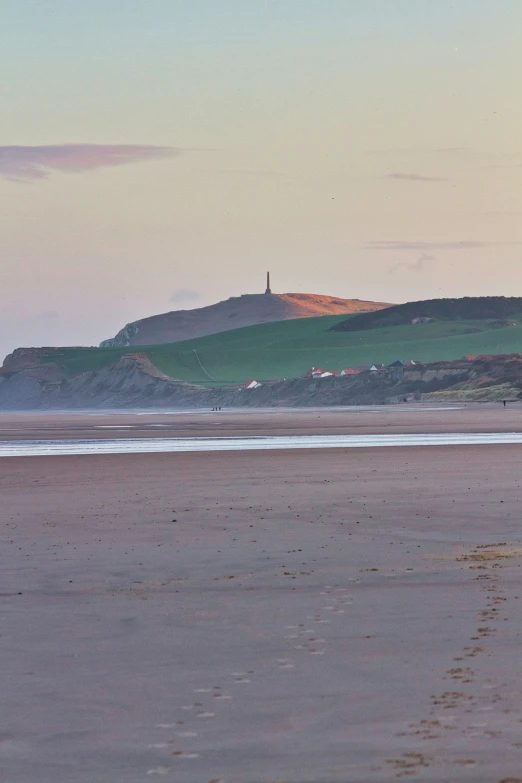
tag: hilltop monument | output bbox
[99,278,392,347]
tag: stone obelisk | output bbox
[265,271,272,295]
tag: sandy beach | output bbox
[2,406,522,782]
[1,402,522,441]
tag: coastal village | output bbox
[239,360,414,390]
[239,359,414,391]
[239,354,499,391]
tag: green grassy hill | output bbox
[42,311,522,385]
[332,296,522,332]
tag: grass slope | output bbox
[332,296,522,332]
[43,312,522,385]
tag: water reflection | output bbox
[2,432,522,457]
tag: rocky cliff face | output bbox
[100,293,392,347]
[2,352,520,410]
[2,347,61,370]
[0,354,217,410]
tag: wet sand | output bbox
[1,401,522,441]
[2,408,522,782]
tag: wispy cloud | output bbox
[169,289,202,305]
[479,210,522,216]
[0,144,182,182]
[431,147,467,154]
[366,147,467,156]
[381,172,449,182]
[389,253,436,274]
[366,240,520,251]
[214,169,284,178]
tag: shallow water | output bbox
[2,431,522,456]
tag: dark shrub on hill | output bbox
[331,297,522,333]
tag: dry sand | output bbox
[2,406,522,782]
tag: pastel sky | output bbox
[1,0,521,358]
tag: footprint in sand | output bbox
[152,580,352,779]
[171,751,200,759]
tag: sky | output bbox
[1,0,521,358]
